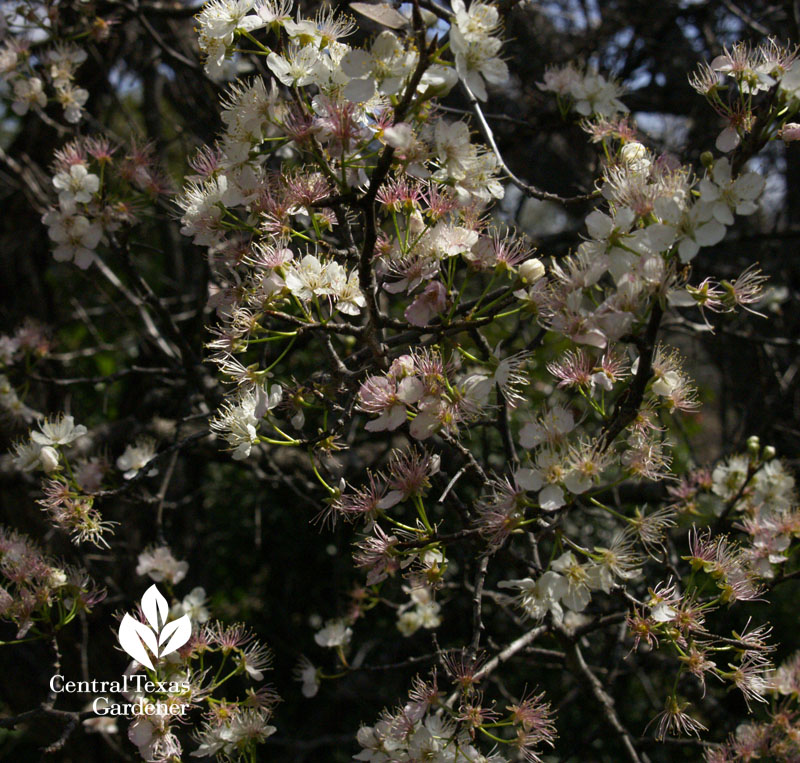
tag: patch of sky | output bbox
[746,148,785,220]
[634,112,691,151]
[534,0,601,34]
[108,64,143,97]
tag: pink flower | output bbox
[404,281,447,327]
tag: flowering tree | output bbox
[2,0,800,761]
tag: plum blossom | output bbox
[136,546,189,585]
[52,164,99,205]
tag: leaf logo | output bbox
[118,584,192,670]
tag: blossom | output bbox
[136,546,189,584]
[550,552,593,611]
[129,706,182,762]
[210,384,282,459]
[314,618,352,648]
[647,196,726,262]
[42,207,103,268]
[450,25,508,102]
[116,437,158,479]
[294,656,320,697]
[404,281,447,326]
[12,76,47,115]
[650,696,707,741]
[266,44,327,87]
[340,31,416,101]
[31,414,87,447]
[55,83,89,123]
[197,0,259,42]
[540,65,627,116]
[516,450,567,511]
[518,405,574,449]
[698,158,764,224]
[11,441,43,472]
[498,572,567,621]
[284,254,365,314]
[52,164,100,205]
[172,587,210,623]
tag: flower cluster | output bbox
[1,40,89,124]
[356,669,555,762]
[499,542,639,623]
[0,525,105,638]
[5,0,799,760]
[41,137,169,269]
[119,560,279,762]
[539,62,627,117]
[357,349,492,439]
[689,38,800,152]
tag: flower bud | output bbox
[700,151,714,170]
[779,123,800,143]
[47,567,68,587]
[39,445,60,473]
[620,141,646,160]
[762,445,776,461]
[619,142,649,172]
[519,258,545,284]
[746,435,760,456]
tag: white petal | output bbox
[539,484,565,511]
[341,49,372,78]
[715,126,740,153]
[343,77,376,103]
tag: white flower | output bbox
[451,0,501,40]
[619,141,651,173]
[267,44,327,87]
[340,31,417,101]
[753,460,795,513]
[116,437,158,479]
[518,405,574,449]
[12,76,47,116]
[294,656,320,697]
[711,454,750,501]
[47,44,87,88]
[177,176,228,246]
[11,440,44,472]
[314,618,352,648]
[397,609,423,636]
[516,450,567,511]
[569,69,627,117]
[0,44,19,76]
[128,708,180,761]
[330,268,366,316]
[39,446,60,473]
[31,414,87,447]
[197,0,259,41]
[53,164,100,205]
[136,546,189,584]
[551,552,592,612]
[55,83,89,123]
[251,0,293,26]
[698,158,764,223]
[171,587,210,623]
[284,254,335,300]
[450,25,508,101]
[210,384,281,460]
[43,207,103,269]
[518,258,545,283]
[647,196,726,262]
[498,571,567,621]
[538,62,583,95]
